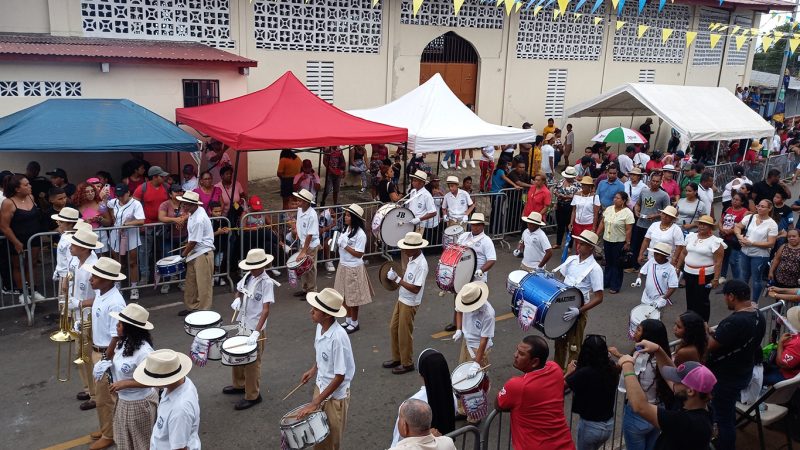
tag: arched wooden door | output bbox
[420,32,478,106]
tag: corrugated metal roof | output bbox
[749,70,800,90]
[676,0,794,11]
[0,33,257,68]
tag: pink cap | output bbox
[661,361,717,394]
[86,177,101,184]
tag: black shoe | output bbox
[444,323,457,332]
[293,291,307,298]
[76,391,90,401]
[178,309,193,317]
[345,324,360,334]
[382,360,401,369]
[80,400,96,411]
[392,364,415,375]
[222,386,246,395]
[234,395,262,410]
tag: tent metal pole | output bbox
[654,119,663,151]
[317,147,323,205]
[436,151,441,176]
[402,142,408,194]
[230,150,241,222]
[714,141,721,166]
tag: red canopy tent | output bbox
[175,71,408,150]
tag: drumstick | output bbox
[282,380,307,401]
[226,337,267,350]
[451,364,492,386]
[168,244,188,253]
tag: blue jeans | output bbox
[739,253,769,302]
[577,417,614,450]
[443,150,456,164]
[721,247,741,279]
[623,402,659,450]
[603,240,625,292]
[711,373,752,450]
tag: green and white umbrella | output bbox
[591,127,648,144]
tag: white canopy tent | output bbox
[564,83,774,150]
[349,74,537,153]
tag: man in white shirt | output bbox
[456,213,496,283]
[225,249,276,410]
[618,146,635,178]
[178,191,215,315]
[51,207,80,286]
[553,230,604,370]
[181,164,198,191]
[134,349,200,450]
[292,188,321,296]
[82,256,126,450]
[563,124,575,169]
[541,133,556,182]
[385,232,429,374]
[634,243,679,308]
[298,288,355,450]
[406,170,437,229]
[633,148,651,169]
[722,165,751,210]
[517,212,553,271]
[390,399,457,450]
[698,172,716,219]
[441,176,474,226]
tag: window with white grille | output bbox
[307,61,334,103]
[613,2,689,64]
[693,8,730,66]
[545,69,567,117]
[516,3,605,61]
[0,81,82,97]
[254,0,382,53]
[639,69,656,83]
[401,0,504,29]
[726,15,753,66]
[80,0,234,49]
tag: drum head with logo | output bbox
[451,361,484,392]
[451,247,476,293]
[379,206,415,246]
[540,286,583,339]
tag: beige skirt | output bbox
[334,264,374,307]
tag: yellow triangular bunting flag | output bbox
[593,17,603,25]
[774,31,785,40]
[574,12,583,19]
[496,0,503,5]
[412,0,424,15]
[615,20,626,31]
[751,27,759,36]
[637,24,649,38]
[515,1,522,12]
[553,9,560,18]
[732,25,741,35]
[534,5,543,15]
[791,38,800,53]
[709,22,719,31]
[372,0,379,6]
[735,35,747,50]
[557,0,569,14]
[611,0,619,11]
[717,25,728,32]
[685,31,697,47]
[453,0,465,15]
[709,33,722,49]
[662,28,673,43]
[763,35,774,51]
[505,0,515,15]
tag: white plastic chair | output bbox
[735,371,800,450]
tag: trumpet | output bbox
[50,270,78,382]
[73,304,91,367]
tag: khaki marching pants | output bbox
[313,385,350,450]
[554,311,588,371]
[184,252,213,311]
[389,301,418,367]
[92,350,117,440]
[231,329,266,401]
[301,246,319,293]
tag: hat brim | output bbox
[397,238,429,250]
[696,220,716,228]
[455,283,489,313]
[51,213,79,223]
[81,262,127,281]
[176,195,202,206]
[109,311,154,330]
[560,171,577,179]
[659,365,683,385]
[409,174,428,182]
[343,206,364,220]
[306,292,347,318]
[521,216,546,226]
[133,352,192,387]
[65,234,105,250]
[238,254,275,271]
[648,247,671,257]
[292,192,316,205]
[466,219,488,225]
[658,209,677,218]
[572,235,598,247]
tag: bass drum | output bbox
[511,272,583,339]
[435,244,476,294]
[371,204,415,246]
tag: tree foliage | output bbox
[752,23,800,76]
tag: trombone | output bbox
[50,270,78,382]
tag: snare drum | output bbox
[451,361,490,422]
[220,336,258,366]
[511,272,583,339]
[195,327,227,360]
[436,244,476,293]
[506,270,527,295]
[443,225,464,247]
[371,204,414,245]
[184,310,222,336]
[156,255,186,277]
[280,404,330,449]
[287,253,313,286]
[628,304,661,340]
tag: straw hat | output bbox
[410,170,428,182]
[306,288,347,318]
[629,167,643,176]
[561,166,577,179]
[446,176,459,185]
[662,164,677,172]
[545,133,555,141]
[82,256,127,281]
[787,306,800,333]
[579,176,594,186]
[133,349,192,387]
[73,220,92,233]
[292,188,316,205]
[110,303,154,330]
[649,242,673,257]
[176,190,203,206]
[750,141,763,150]
[573,230,599,247]
[658,206,677,218]
[51,207,79,223]
[696,215,716,227]
[238,248,274,271]
[466,212,488,225]
[397,231,429,250]
[67,227,104,250]
[522,211,546,226]
[455,282,490,313]
[344,203,364,220]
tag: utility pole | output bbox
[776,4,800,123]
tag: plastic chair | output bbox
[735,371,800,450]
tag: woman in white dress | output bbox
[637,205,685,266]
[107,183,145,299]
[334,204,373,334]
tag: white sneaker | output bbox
[160,284,170,294]
[271,269,281,277]
[718,277,726,284]
[17,294,28,305]
[455,165,461,170]
[130,288,139,301]
[461,160,467,168]
[325,261,335,272]
[442,161,449,169]
[359,187,366,193]
[32,291,45,301]
[469,159,476,168]
[219,278,226,286]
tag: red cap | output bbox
[249,195,263,211]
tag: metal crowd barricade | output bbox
[445,425,481,450]
[20,218,234,320]
[766,152,800,182]
[707,162,737,200]
[0,235,33,324]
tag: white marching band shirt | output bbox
[236,271,276,332]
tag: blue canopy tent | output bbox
[0,98,198,152]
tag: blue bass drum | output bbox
[511,272,584,339]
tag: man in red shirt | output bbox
[133,165,169,285]
[496,335,575,450]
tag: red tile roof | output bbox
[0,33,257,68]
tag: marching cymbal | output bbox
[378,261,402,291]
